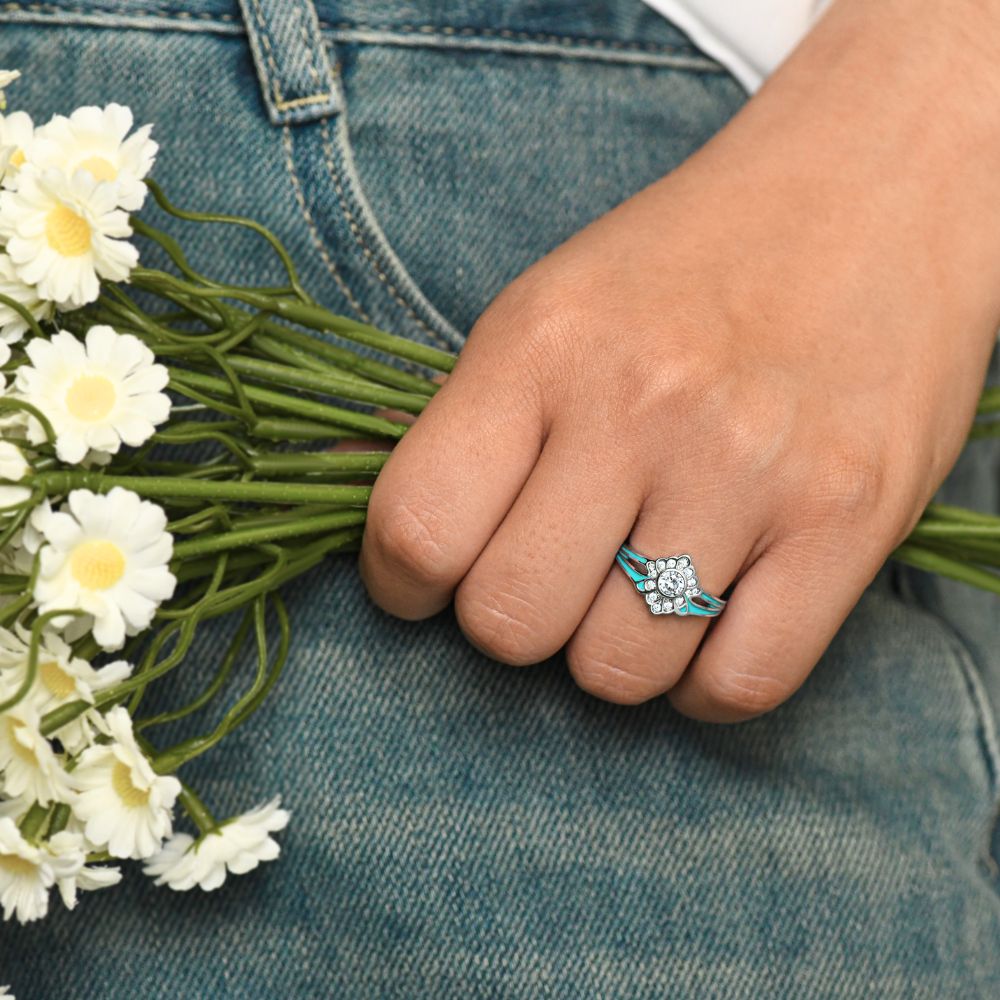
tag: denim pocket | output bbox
[277,23,744,347]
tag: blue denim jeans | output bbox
[2,2,1000,997]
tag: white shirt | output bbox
[642,0,834,92]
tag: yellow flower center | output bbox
[5,718,37,766]
[40,660,76,700]
[69,540,126,590]
[0,854,36,877]
[9,148,24,168]
[77,155,118,183]
[45,203,92,257]
[65,373,117,422]
[111,759,150,808]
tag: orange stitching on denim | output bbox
[280,124,370,324]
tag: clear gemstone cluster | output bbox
[641,555,701,615]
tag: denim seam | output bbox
[899,568,1000,880]
[0,2,240,28]
[279,125,372,323]
[0,5,721,71]
[323,26,722,72]
[942,625,1000,881]
[246,0,284,107]
[318,21,711,59]
[316,113,461,350]
[289,2,334,114]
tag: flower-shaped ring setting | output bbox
[615,545,726,618]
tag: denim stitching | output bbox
[246,0,283,106]
[897,567,1000,880]
[280,1,333,113]
[317,115,457,350]
[0,2,238,24]
[0,4,720,71]
[280,125,371,323]
[941,625,1000,879]
[319,21,708,58]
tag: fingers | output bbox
[565,493,759,705]
[360,359,543,620]
[453,424,642,666]
[666,527,883,723]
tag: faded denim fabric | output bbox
[2,2,1000,997]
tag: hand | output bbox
[359,0,1000,721]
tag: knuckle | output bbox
[565,644,662,706]
[366,493,455,587]
[455,582,547,667]
[808,441,888,522]
[680,666,793,721]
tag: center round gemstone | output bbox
[657,569,687,598]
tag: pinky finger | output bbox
[667,531,886,723]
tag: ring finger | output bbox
[565,495,762,704]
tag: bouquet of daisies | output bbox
[0,66,996,935]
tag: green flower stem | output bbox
[144,178,308,300]
[976,386,1000,414]
[969,422,1000,440]
[249,452,389,476]
[249,327,441,397]
[250,417,358,441]
[169,368,408,440]
[217,354,430,415]
[921,502,1000,526]
[172,509,366,560]
[893,542,1000,595]
[47,803,71,837]
[136,610,253,733]
[152,594,290,774]
[34,471,372,506]
[265,297,456,374]
[175,782,219,833]
[902,535,1000,568]
[18,802,51,842]
[130,268,456,374]
[42,528,365,733]
[909,522,1000,538]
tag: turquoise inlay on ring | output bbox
[616,545,726,618]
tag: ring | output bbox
[615,544,727,618]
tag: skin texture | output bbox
[359,0,1000,722]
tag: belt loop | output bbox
[237,0,342,125]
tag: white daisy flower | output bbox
[0,442,31,512]
[0,70,19,112]
[0,816,53,923]
[0,167,137,308]
[32,104,157,212]
[0,985,13,997]
[0,625,130,754]
[32,487,176,651]
[0,111,35,188]
[17,326,170,464]
[0,253,53,354]
[45,828,120,910]
[70,706,181,859]
[0,816,82,923]
[0,702,73,805]
[144,796,290,892]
